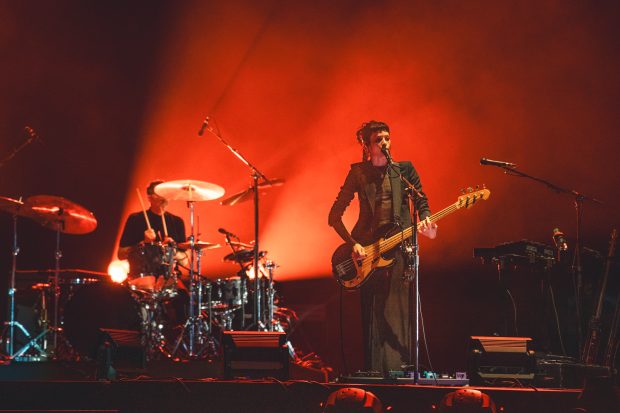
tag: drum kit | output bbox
[0,177,295,363]
[0,194,98,360]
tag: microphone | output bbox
[480,158,517,168]
[24,126,40,142]
[381,144,393,164]
[218,227,238,239]
[197,116,210,136]
[552,227,568,251]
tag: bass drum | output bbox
[63,282,142,359]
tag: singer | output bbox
[328,120,437,373]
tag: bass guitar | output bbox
[332,187,491,289]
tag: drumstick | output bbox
[161,213,168,238]
[136,188,152,230]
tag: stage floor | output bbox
[0,360,581,413]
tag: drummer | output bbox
[118,180,188,271]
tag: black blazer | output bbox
[328,160,431,245]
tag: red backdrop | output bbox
[0,0,618,279]
[117,1,620,280]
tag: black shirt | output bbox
[119,209,186,248]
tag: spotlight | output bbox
[107,259,129,283]
[439,389,496,413]
[96,328,145,380]
[323,387,384,413]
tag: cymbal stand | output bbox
[252,172,265,330]
[52,221,63,352]
[264,260,277,332]
[2,213,48,359]
[172,200,211,358]
[194,244,211,335]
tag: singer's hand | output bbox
[352,243,366,260]
[418,217,438,239]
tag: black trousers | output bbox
[360,251,411,373]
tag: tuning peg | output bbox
[475,185,480,190]
[467,187,473,193]
[460,188,465,195]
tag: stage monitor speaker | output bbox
[96,328,145,380]
[223,331,289,380]
[468,335,535,385]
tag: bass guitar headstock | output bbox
[456,185,491,209]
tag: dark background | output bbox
[1,1,619,374]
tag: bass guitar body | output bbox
[331,226,400,289]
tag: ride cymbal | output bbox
[154,179,225,202]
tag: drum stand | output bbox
[264,260,277,332]
[263,259,299,358]
[1,213,48,359]
[34,219,71,359]
[51,224,63,352]
[171,201,213,358]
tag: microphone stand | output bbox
[0,128,39,169]
[383,147,426,382]
[484,162,603,358]
[200,121,275,330]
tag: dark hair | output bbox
[356,120,390,161]
[146,180,164,195]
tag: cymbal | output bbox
[177,241,221,250]
[223,249,267,263]
[22,195,97,235]
[0,196,24,215]
[220,178,285,206]
[227,240,254,249]
[154,180,225,202]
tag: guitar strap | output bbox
[389,162,404,226]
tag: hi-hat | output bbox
[22,195,97,234]
[177,241,221,250]
[220,178,285,206]
[0,196,24,216]
[154,180,225,202]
